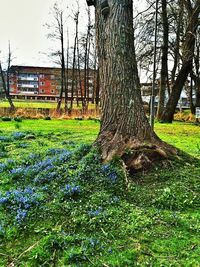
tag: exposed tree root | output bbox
[95,132,178,173]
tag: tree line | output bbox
[135,0,200,122]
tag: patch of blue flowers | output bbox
[16,143,29,148]
[8,149,72,183]
[88,207,103,217]
[0,136,11,142]
[12,132,26,140]
[0,159,16,173]
[102,164,118,183]
[0,163,7,173]
[0,187,42,224]
[10,167,25,179]
[46,148,67,156]
[62,184,81,199]
[0,224,5,237]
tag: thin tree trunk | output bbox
[171,0,182,85]
[157,0,169,120]
[70,40,77,112]
[189,76,195,114]
[65,33,69,113]
[0,62,15,112]
[56,12,65,113]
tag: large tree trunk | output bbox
[161,1,200,123]
[93,0,176,171]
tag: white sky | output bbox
[0,0,91,67]
[0,0,145,68]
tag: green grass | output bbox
[0,119,200,266]
[0,100,96,110]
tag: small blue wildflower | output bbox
[102,164,118,183]
[0,224,5,235]
[88,208,102,217]
[10,167,25,178]
[16,209,28,223]
[89,238,99,247]
[46,148,66,155]
[108,248,113,254]
[7,159,15,166]
[12,132,26,140]
[0,136,10,142]
[63,184,81,197]
[102,164,110,172]
[17,143,28,148]
[107,172,118,183]
[0,197,8,204]
[0,163,7,173]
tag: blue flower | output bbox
[0,224,5,235]
[88,208,102,217]
[63,184,81,198]
[10,167,25,178]
[0,197,8,204]
[0,163,7,173]
[16,209,28,223]
[12,132,26,140]
[0,136,10,142]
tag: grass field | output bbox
[0,100,96,110]
[0,119,200,266]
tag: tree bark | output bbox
[93,0,176,171]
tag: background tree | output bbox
[0,42,15,112]
[156,0,169,120]
[161,0,200,122]
[46,3,67,113]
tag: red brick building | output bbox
[8,65,96,101]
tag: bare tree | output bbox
[161,0,200,122]
[0,42,15,112]
[46,3,67,113]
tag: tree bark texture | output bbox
[94,0,176,170]
[161,1,200,122]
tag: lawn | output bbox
[0,119,200,266]
[0,100,96,110]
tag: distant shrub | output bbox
[1,117,12,121]
[44,116,51,120]
[14,117,23,122]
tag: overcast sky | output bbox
[0,0,91,67]
[0,0,145,68]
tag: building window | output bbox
[40,89,45,93]
[40,82,45,86]
[51,90,55,93]
[40,74,45,78]
[51,75,55,79]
